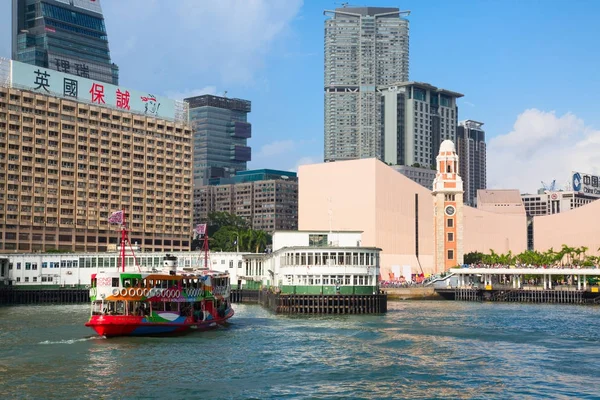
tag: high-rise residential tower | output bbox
[324,6,410,162]
[456,120,486,206]
[12,0,119,85]
[185,95,252,186]
[381,82,462,168]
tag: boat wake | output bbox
[39,336,106,345]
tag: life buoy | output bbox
[167,290,174,298]
[143,288,149,297]
[112,288,119,296]
[128,288,135,296]
[136,288,143,296]
[174,290,180,298]
[120,288,127,296]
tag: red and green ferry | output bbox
[85,214,233,337]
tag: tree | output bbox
[464,251,484,264]
[207,211,249,237]
[253,230,269,253]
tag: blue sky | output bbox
[1,0,599,192]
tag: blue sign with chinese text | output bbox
[10,60,177,121]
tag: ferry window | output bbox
[353,253,358,265]
[9,263,13,270]
[33,277,37,282]
[308,253,313,265]
[25,277,29,282]
[17,277,21,282]
[448,250,454,260]
[238,261,242,269]
[301,253,306,265]
[32,263,37,270]
[25,263,31,270]
[295,253,300,265]
[345,253,351,265]
[447,219,454,228]
[229,261,233,269]
[448,232,454,242]
[112,278,119,287]
[221,260,225,264]
[42,262,47,268]
[323,276,329,285]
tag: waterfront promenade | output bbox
[435,266,600,304]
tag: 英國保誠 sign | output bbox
[10,60,177,121]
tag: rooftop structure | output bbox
[477,189,525,215]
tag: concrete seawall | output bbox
[383,287,441,300]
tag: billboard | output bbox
[572,171,600,198]
[10,60,178,122]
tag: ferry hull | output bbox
[86,309,234,338]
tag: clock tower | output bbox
[432,140,464,273]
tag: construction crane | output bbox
[541,179,556,192]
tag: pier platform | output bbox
[259,289,387,314]
[435,267,600,304]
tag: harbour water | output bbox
[1,301,599,399]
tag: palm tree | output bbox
[253,230,268,253]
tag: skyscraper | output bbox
[185,94,252,186]
[456,120,486,206]
[12,0,119,85]
[324,6,410,162]
[381,82,462,168]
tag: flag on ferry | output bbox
[108,210,124,225]
[195,223,207,235]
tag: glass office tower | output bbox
[185,94,252,186]
[12,0,119,85]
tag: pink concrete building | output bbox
[533,199,600,256]
[298,158,527,277]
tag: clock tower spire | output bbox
[432,140,464,273]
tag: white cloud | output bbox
[174,0,303,84]
[103,0,303,87]
[291,156,320,172]
[165,86,217,101]
[487,109,600,193]
[255,140,296,158]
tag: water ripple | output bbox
[1,301,600,399]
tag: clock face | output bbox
[445,205,455,216]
